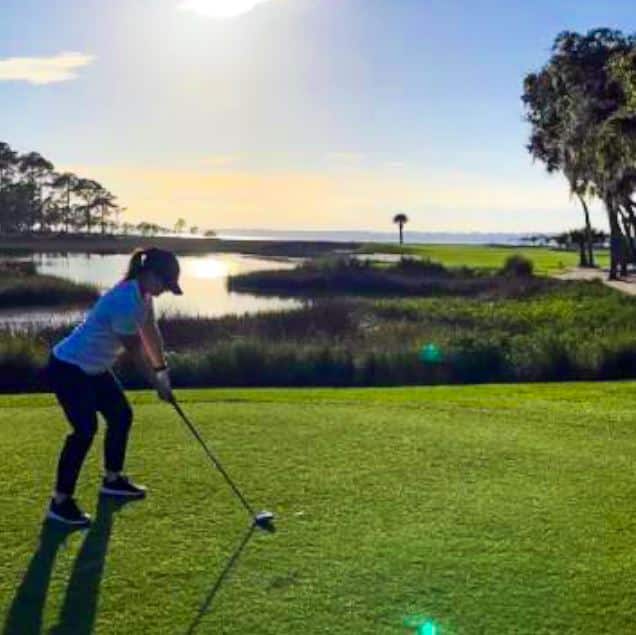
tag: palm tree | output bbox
[393,213,409,245]
[174,218,187,234]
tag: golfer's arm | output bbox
[119,333,160,388]
[139,304,167,370]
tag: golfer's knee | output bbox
[119,404,133,432]
[69,425,97,449]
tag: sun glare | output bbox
[178,0,272,19]
[186,256,231,279]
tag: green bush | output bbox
[394,257,449,276]
[0,334,48,392]
[500,254,534,277]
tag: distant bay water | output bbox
[216,229,530,245]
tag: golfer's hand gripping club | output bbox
[154,367,174,403]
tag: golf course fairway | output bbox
[1,383,635,634]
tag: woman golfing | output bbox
[46,247,183,527]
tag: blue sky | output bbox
[1,0,635,232]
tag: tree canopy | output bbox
[0,141,121,235]
[522,28,636,278]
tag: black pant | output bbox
[47,354,133,496]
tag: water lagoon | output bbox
[0,252,303,327]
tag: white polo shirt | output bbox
[53,279,151,375]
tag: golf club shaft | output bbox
[171,399,256,517]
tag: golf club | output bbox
[171,398,275,533]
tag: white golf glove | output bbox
[155,367,173,402]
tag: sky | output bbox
[1,0,635,233]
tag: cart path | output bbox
[555,267,636,295]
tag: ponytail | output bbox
[124,248,148,281]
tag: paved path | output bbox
[555,267,636,296]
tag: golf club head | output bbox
[254,511,276,533]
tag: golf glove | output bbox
[155,367,173,401]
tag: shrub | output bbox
[0,334,48,392]
[394,257,448,276]
[500,254,534,278]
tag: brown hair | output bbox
[124,248,148,281]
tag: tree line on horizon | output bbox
[0,141,122,235]
[0,141,211,238]
[523,28,636,279]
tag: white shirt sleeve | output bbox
[111,289,145,336]
[111,310,140,336]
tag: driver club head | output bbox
[253,511,276,533]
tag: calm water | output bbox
[1,253,303,327]
[216,230,529,244]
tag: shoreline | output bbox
[0,234,361,258]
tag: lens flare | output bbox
[404,616,440,635]
[419,343,443,364]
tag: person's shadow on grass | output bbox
[2,520,80,635]
[3,496,135,635]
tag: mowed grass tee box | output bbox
[1,383,635,634]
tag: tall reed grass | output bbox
[5,277,636,391]
[0,260,99,307]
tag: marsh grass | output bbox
[0,260,99,308]
[228,256,555,298]
[5,275,636,390]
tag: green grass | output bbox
[2,383,635,633]
[357,244,610,275]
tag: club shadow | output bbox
[185,524,257,635]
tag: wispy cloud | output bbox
[0,52,94,85]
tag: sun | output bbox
[178,0,272,19]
